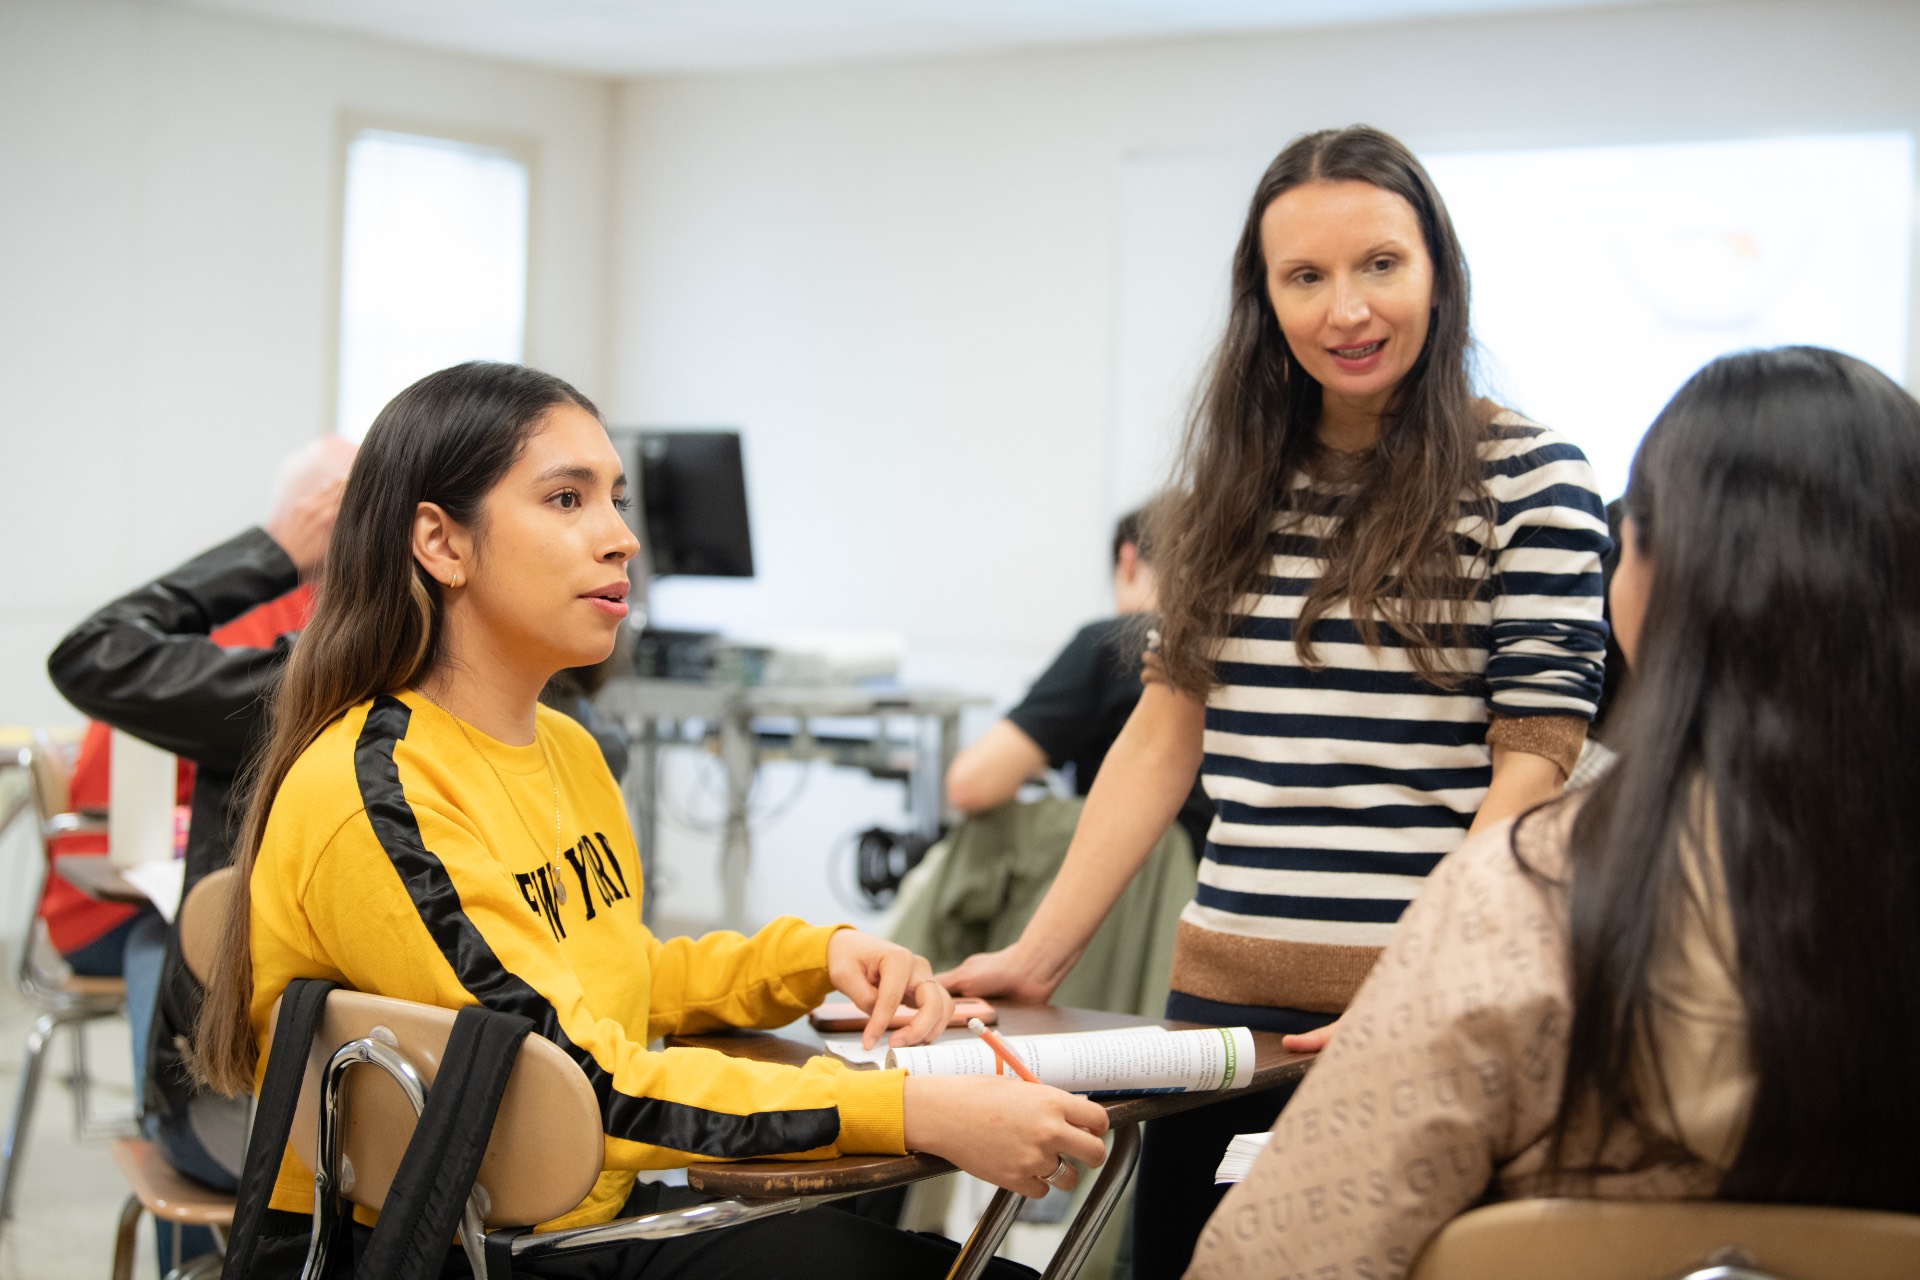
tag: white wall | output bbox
[606,0,1920,927]
[610,0,1920,703]
[6,0,1915,933]
[0,0,614,727]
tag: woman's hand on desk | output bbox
[937,941,1063,1006]
[826,929,953,1050]
[1280,1015,1342,1055]
[903,1075,1109,1198]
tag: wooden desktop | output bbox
[670,1002,1313,1280]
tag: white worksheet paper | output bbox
[818,1037,891,1067]
[886,1026,1255,1094]
[121,859,186,923]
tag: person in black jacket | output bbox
[47,437,355,1270]
[48,435,641,1266]
[49,436,638,1276]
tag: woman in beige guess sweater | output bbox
[1188,345,1920,1278]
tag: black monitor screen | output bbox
[631,430,754,578]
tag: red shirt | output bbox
[42,585,314,954]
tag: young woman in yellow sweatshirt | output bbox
[195,361,1108,1278]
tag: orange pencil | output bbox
[967,1016,1040,1083]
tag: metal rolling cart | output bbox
[595,676,985,931]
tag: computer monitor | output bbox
[626,429,755,579]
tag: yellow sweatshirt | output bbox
[249,690,906,1229]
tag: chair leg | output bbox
[945,1186,1026,1280]
[0,1012,57,1226]
[1040,1120,1144,1280]
[111,1194,142,1280]
[67,1017,93,1142]
[167,1256,225,1280]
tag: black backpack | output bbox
[220,979,532,1280]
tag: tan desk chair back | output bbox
[1410,1198,1920,1280]
[179,866,233,985]
[270,989,602,1230]
[24,729,72,829]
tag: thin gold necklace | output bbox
[416,687,567,906]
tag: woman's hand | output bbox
[943,683,1206,1008]
[936,942,1060,1005]
[825,930,952,1050]
[903,1074,1110,1198]
[1280,1015,1342,1055]
[265,436,357,578]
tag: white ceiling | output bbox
[151,0,1712,77]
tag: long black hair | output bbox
[198,360,598,1094]
[1543,346,1920,1206]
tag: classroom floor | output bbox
[0,981,159,1280]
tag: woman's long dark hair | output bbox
[1152,125,1488,694]
[1546,346,1920,1207]
[196,361,597,1095]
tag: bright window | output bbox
[1427,132,1914,497]
[335,128,530,442]
[1111,132,1915,508]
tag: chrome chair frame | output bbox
[303,1023,1136,1280]
[0,734,129,1231]
[303,1027,868,1280]
[111,1191,228,1280]
[109,865,239,1280]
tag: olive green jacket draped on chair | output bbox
[890,796,1195,1020]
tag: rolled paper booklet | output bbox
[885,1025,1255,1095]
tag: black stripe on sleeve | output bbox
[353,695,838,1159]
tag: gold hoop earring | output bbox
[449,572,461,590]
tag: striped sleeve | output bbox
[1483,429,1611,720]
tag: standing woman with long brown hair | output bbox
[943,126,1610,1274]
[194,362,1107,1278]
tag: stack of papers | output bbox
[822,1024,1260,1098]
[1214,1131,1272,1184]
[887,1025,1256,1096]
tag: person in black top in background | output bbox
[945,509,1211,858]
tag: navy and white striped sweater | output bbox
[1169,417,1609,1021]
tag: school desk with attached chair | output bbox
[250,989,1308,1280]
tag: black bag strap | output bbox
[358,1002,533,1279]
[220,983,534,1280]
[483,1225,530,1280]
[222,976,340,1280]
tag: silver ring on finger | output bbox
[1044,1156,1071,1188]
